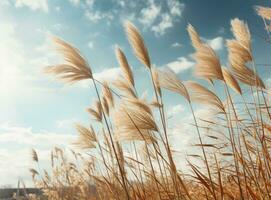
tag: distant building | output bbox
[0,188,42,199]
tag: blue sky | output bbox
[0,0,271,186]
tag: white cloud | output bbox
[85,10,102,23]
[167,0,185,16]
[139,0,161,26]
[52,23,64,31]
[85,10,114,23]
[0,123,75,186]
[0,21,63,116]
[0,0,10,6]
[0,125,74,146]
[171,42,182,48]
[137,0,185,36]
[117,0,125,7]
[94,67,122,82]
[88,41,94,49]
[168,104,185,117]
[55,6,60,12]
[151,13,173,36]
[0,22,34,100]
[86,0,95,7]
[56,118,77,129]
[30,33,61,69]
[166,57,194,73]
[15,0,48,12]
[78,67,122,88]
[69,0,80,6]
[206,36,224,51]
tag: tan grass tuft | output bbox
[222,67,242,94]
[187,24,202,49]
[31,149,39,162]
[29,168,39,179]
[227,39,252,63]
[151,67,162,96]
[114,128,155,143]
[45,37,92,83]
[113,98,158,134]
[102,96,110,116]
[86,101,103,122]
[228,48,265,88]
[73,124,97,149]
[193,44,224,80]
[255,6,271,20]
[157,68,190,101]
[102,82,114,108]
[185,81,225,113]
[231,18,251,51]
[113,77,137,98]
[115,47,135,87]
[125,21,151,68]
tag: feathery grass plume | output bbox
[151,67,161,96]
[86,101,103,122]
[113,77,136,98]
[222,67,242,94]
[228,51,265,88]
[157,68,190,101]
[115,47,135,87]
[185,81,225,113]
[73,124,97,149]
[126,97,153,115]
[114,128,155,143]
[31,149,39,162]
[227,39,252,63]
[113,98,158,132]
[102,82,114,108]
[29,168,39,179]
[227,38,265,88]
[45,37,92,83]
[255,6,271,20]
[231,18,251,51]
[125,21,151,68]
[102,96,110,116]
[187,23,202,49]
[193,44,224,80]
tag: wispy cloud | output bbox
[0,22,33,99]
[171,42,182,48]
[15,0,49,12]
[167,0,185,16]
[77,67,122,88]
[68,0,80,6]
[152,13,173,36]
[137,0,185,36]
[151,0,185,36]
[206,36,224,51]
[0,123,75,186]
[167,104,185,117]
[165,56,194,74]
[88,41,94,49]
[139,0,161,26]
[94,67,122,82]
[85,10,114,23]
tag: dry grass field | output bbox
[25,4,271,200]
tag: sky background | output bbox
[1,0,271,186]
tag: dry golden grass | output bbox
[29,4,271,200]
